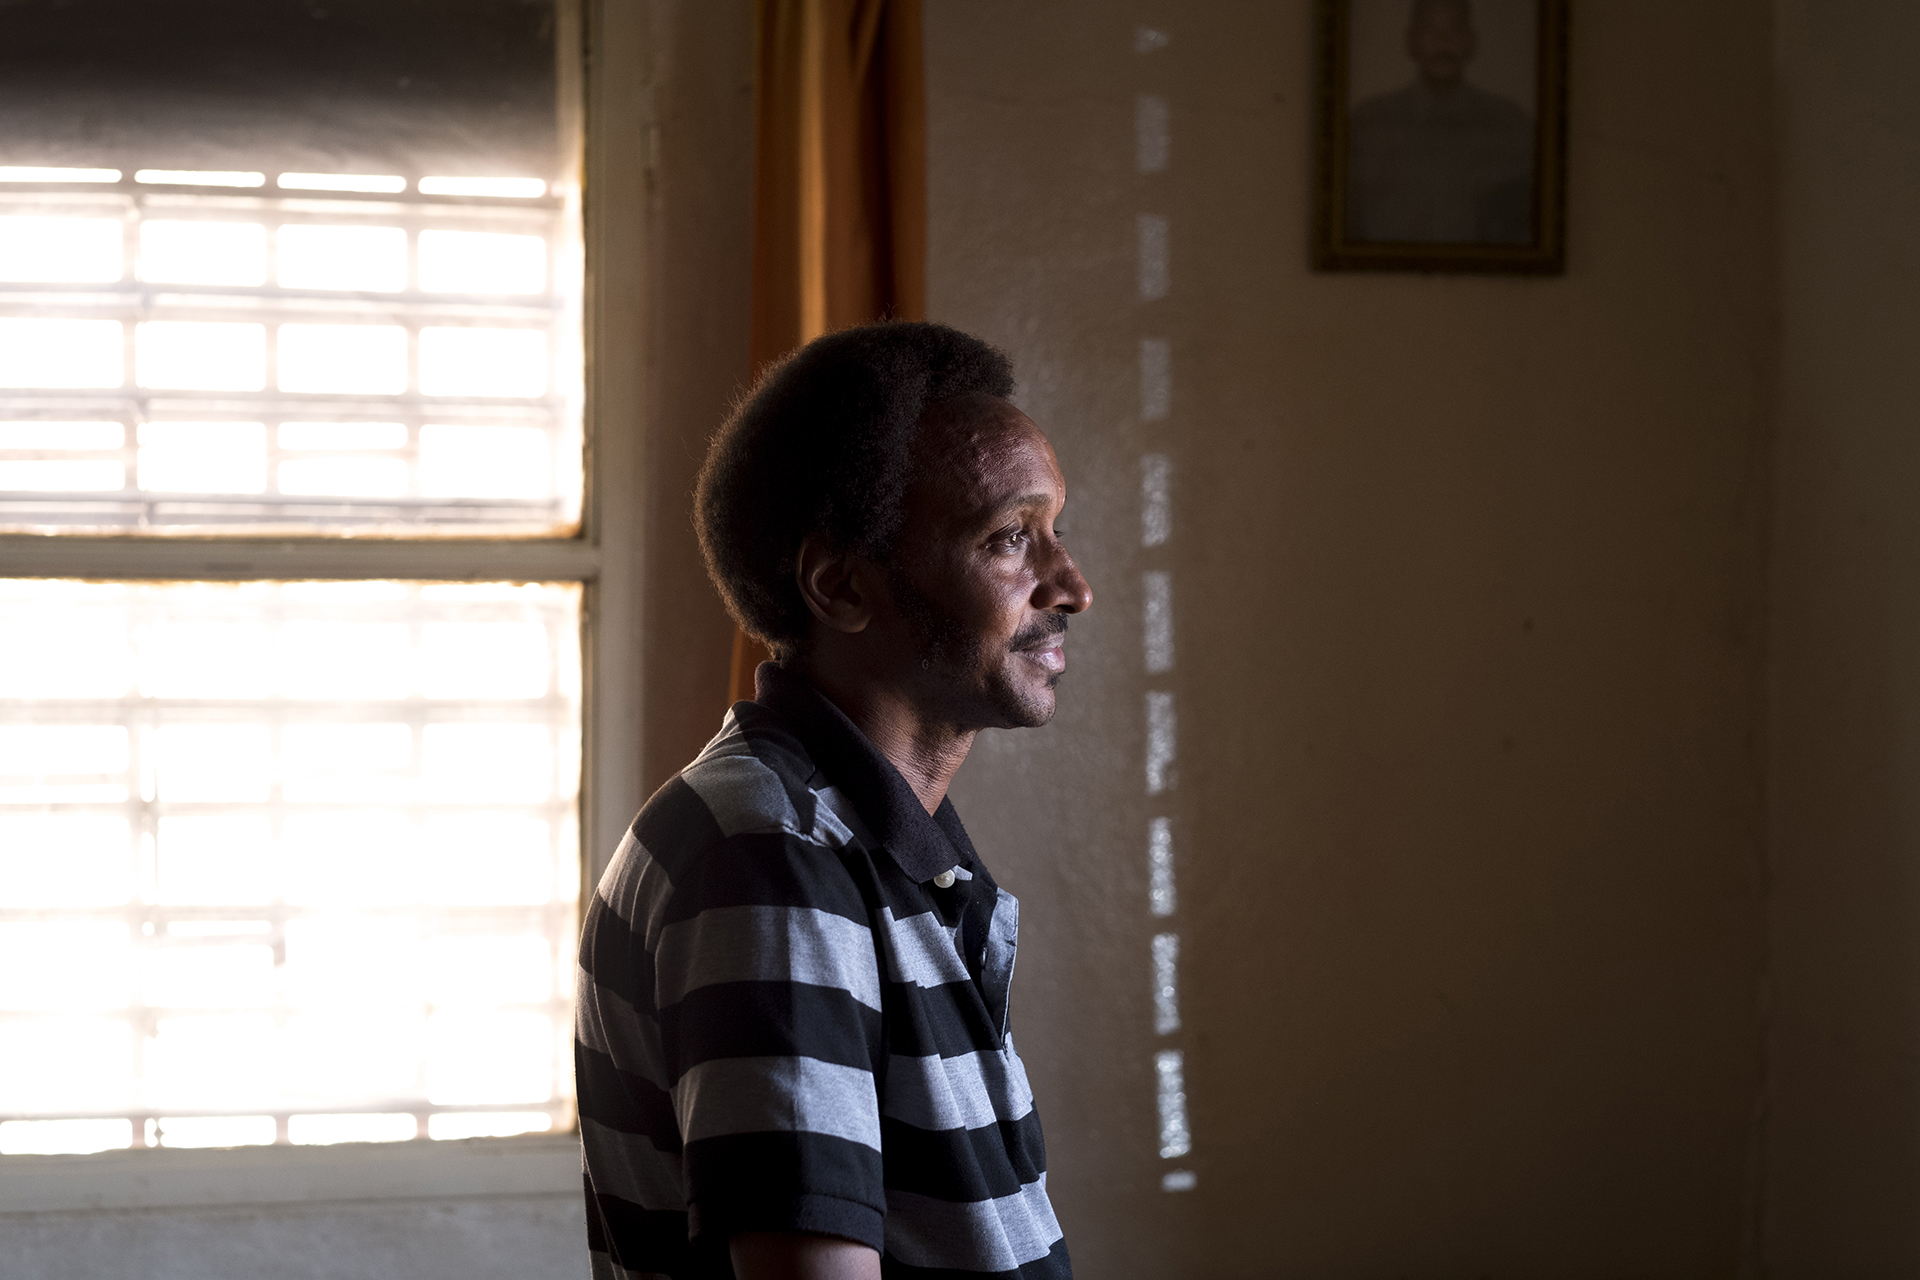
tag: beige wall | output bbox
[1767,2,1920,1271]
[629,2,755,800]
[929,3,1775,1274]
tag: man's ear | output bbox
[795,533,875,634]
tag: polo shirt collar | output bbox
[752,662,973,884]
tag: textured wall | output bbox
[929,3,1775,1275]
[1766,2,1920,1272]
[631,0,755,800]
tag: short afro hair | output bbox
[695,321,1015,661]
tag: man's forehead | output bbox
[922,399,1049,469]
[917,391,1028,441]
[909,397,1061,518]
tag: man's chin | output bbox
[936,659,1063,731]
[994,677,1058,730]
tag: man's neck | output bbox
[787,659,974,815]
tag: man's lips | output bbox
[1018,642,1066,674]
[1012,616,1069,675]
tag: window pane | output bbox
[425,1011,555,1105]
[288,1113,418,1146]
[141,943,277,1009]
[0,421,127,492]
[427,1110,551,1141]
[0,459,124,491]
[0,319,123,389]
[0,579,581,1146]
[137,422,269,495]
[278,456,409,497]
[144,1015,281,1109]
[0,421,123,449]
[418,230,546,295]
[0,815,134,907]
[278,174,407,195]
[140,221,267,286]
[277,324,409,395]
[419,423,552,499]
[0,1117,133,1155]
[277,225,408,292]
[156,1115,276,1149]
[419,328,548,398]
[0,1018,135,1112]
[135,322,267,392]
[0,922,134,1010]
[0,217,122,283]
[157,817,276,905]
[279,421,405,451]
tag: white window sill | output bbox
[0,1134,579,1216]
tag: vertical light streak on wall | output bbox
[1145,690,1176,794]
[1140,337,1170,421]
[1140,454,1170,547]
[1148,816,1176,917]
[1138,213,1169,300]
[1154,1049,1191,1158]
[1143,569,1173,673]
[1137,28,1193,1193]
[1136,94,1170,174]
[1151,931,1181,1034]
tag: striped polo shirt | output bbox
[576,663,1071,1279]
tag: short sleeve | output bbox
[654,823,887,1251]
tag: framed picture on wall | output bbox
[1313,0,1568,273]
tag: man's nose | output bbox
[1036,545,1092,614]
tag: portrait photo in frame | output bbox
[1314,0,1568,274]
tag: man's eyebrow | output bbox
[961,491,1055,526]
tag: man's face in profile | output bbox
[1407,0,1477,92]
[878,394,1090,732]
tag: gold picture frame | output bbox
[1314,0,1568,274]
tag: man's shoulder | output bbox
[611,703,870,887]
[588,705,877,956]
[675,702,861,837]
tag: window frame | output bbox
[0,0,645,1209]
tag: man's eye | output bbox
[993,528,1027,550]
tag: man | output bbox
[576,322,1092,1279]
[1346,0,1534,244]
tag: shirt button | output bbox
[932,869,956,889]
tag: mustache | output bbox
[1009,614,1069,652]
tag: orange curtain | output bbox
[728,0,927,706]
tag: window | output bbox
[0,579,581,1153]
[0,170,578,536]
[0,0,620,1161]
